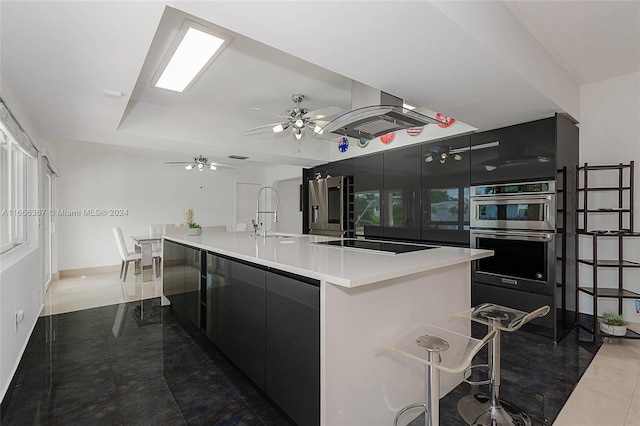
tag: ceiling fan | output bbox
[163,155,235,172]
[244,93,341,141]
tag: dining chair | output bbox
[201,225,227,234]
[164,224,184,235]
[113,227,142,282]
[148,224,165,277]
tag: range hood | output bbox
[318,85,446,140]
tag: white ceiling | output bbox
[1,1,638,168]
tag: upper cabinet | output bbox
[470,117,556,185]
[353,153,384,238]
[422,135,471,245]
[383,145,422,240]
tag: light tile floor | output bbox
[41,271,640,425]
[555,326,640,426]
[41,269,169,317]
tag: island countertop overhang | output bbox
[163,233,493,288]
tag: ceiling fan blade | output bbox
[251,107,289,120]
[306,106,342,120]
[244,122,286,133]
[163,161,193,165]
[209,162,235,169]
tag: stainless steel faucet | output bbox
[255,186,279,237]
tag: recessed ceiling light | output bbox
[153,21,230,93]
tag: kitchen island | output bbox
[163,232,492,426]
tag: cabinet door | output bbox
[314,158,354,179]
[383,145,422,240]
[171,243,186,319]
[266,272,320,426]
[206,252,231,355]
[354,153,384,238]
[183,246,201,329]
[229,260,266,390]
[162,240,174,305]
[470,117,556,184]
[422,135,471,245]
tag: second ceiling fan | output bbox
[244,93,341,141]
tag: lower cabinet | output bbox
[228,260,266,390]
[162,240,201,330]
[265,272,320,426]
[202,251,320,426]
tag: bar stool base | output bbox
[457,394,532,426]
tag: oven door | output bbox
[471,229,555,295]
[470,194,555,231]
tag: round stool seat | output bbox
[416,335,450,353]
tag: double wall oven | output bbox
[470,181,556,295]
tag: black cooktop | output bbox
[314,239,437,254]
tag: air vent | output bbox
[227,155,249,160]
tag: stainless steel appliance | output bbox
[470,180,557,294]
[312,239,436,254]
[308,176,347,237]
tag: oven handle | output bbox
[470,194,554,202]
[471,229,554,241]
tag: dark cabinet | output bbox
[265,272,320,426]
[422,135,471,246]
[183,245,201,329]
[383,145,422,240]
[470,117,556,184]
[228,260,266,390]
[353,153,384,238]
[205,252,231,354]
[313,158,354,179]
[163,240,201,329]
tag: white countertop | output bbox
[163,232,493,288]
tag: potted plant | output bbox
[599,312,627,336]
[186,222,202,236]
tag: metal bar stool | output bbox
[452,303,550,426]
[377,323,496,426]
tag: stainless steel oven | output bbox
[470,180,557,295]
[471,181,556,231]
[471,229,555,294]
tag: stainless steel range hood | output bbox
[318,85,445,140]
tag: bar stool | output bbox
[453,303,550,426]
[377,323,496,426]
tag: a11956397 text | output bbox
[1,208,129,217]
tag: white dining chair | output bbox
[113,227,161,282]
[113,227,141,282]
[201,225,227,234]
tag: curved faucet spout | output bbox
[256,186,280,237]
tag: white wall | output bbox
[56,148,266,270]
[578,71,640,319]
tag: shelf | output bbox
[577,259,640,267]
[577,321,640,339]
[577,287,640,298]
[577,164,632,171]
[576,208,631,213]
[578,230,639,236]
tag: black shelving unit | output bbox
[575,161,640,339]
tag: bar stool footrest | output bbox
[463,363,491,386]
[393,402,429,426]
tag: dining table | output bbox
[131,235,161,282]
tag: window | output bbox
[0,121,29,254]
[429,187,469,230]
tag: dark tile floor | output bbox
[1,298,294,426]
[1,299,601,426]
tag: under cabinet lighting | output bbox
[154,21,230,93]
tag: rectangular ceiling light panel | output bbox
[154,21,230,93]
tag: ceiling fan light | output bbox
[293,128,304,140]
[453,153,463,161]
[197,163,204,170]
[313,124,323,134]
[185,164,194,170]
[294,119,305,128]
[210,164,217,170]
[425,155,433,163]
[273,123,284,133]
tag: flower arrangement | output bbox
[184,208,200,228]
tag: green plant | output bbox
[600,312,626,326]
[187,222,201,229]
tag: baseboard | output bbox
[52,272,59,281]
[58,264,120,278]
